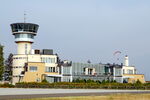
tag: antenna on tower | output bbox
[24,11,26,23]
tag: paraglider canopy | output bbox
[113,51,121,61]
[113,51,121,56]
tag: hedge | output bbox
[15,82,150,89]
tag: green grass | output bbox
[17,93,150,100]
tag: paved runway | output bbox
[0,88,150,100]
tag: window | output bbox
[15,34,20,38]
[83,68,85,72]
[27,34,34,39]
[128,70,133,74]
[45,67,56,72]
[63,67,71,74]
[63,77,70,82]
[115,68,122,76]
[24,24,28,31]
[88,69,93,75]
[53,67,55,72]
[18,24,23,32]
[25,44,27,54]
[15,34,34,39]
[30,66,37,72]
[41,57,56,63]
[123,69,125,74]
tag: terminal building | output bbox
[61,57,145,83]
[10,22,145,84]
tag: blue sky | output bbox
[0,0,150,80]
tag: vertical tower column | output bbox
[17,42,32,54]
[124,55,129,66]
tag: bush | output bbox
[136,79,142,84]
[41,79,48,83]
[0,83,15,88]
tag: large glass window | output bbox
[63,77,70,82]
[115,68,122,76]
[15,34,20,38]
[41,57,55,63]
[11,23,39,33]
[15,34,34,39]
[18,24,24,32]
[30,66,37,72]
[27,34,34,39]
[24,24,29,31]
[63,67,71,74]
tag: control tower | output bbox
[10,23,39,54]
[10,23,39,84]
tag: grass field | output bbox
[19,93,150,100]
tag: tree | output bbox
[0,44,4,81]
[136,79,142,84]
[4,53,13,81]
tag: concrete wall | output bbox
[17,42,32,54]
[123,74,145,83]
[23,62,45,82]
[12,55,28,84]
[12,54,58,84]
[122,66,136,74]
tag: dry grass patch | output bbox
[18,93,150,100]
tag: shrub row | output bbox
[15,82,150,90]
